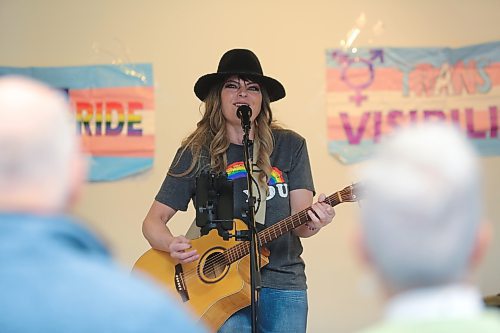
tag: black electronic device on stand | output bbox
[195,171,234,240]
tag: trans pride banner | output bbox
[0,64,154,181]
[326,41,500,164]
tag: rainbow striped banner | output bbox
[325,41,500,164]
[0,64,154,181]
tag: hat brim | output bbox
[194,72,286,102]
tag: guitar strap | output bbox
[251,139,268,226]
[185,141,267,239]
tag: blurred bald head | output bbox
[0,76,84,213]
[358,123,483,292]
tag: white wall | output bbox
[2,1,500,331]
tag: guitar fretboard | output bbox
[224,191,344,264]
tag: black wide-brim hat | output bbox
[194,49,286,102]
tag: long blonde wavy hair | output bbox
[170,76,281,189]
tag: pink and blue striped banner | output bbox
[325,41,500,163]
[0,64,155,181]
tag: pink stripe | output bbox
[82,135,154,157]
[327,63,500,93]
[69,87,154,110]
[486,63,500,85]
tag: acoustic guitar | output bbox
[133,183,360,331]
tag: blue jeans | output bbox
[218,287,308,333]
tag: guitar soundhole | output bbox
[199,250,229,283]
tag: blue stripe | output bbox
[328,141,374,164]
[227,171,247,180]
[326,40,500,69]
[88,157,153,182]
[470,139,500,156]
[329,138,500,165]
[0,63,153,89]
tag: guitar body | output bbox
[133,184,360,331]
[133,219,269,332]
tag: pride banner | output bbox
[0,64,155,181]
[325,41,500,163]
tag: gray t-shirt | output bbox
[155,128,315,290]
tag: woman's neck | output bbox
[226,123,254,145]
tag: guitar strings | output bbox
[181,189,351,283]
[176,212,313,282]
[177,215,298,282]
[177,189,350,283]
[177,188,353,283]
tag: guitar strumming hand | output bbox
[169,235,200,264]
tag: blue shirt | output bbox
[0,213,207,333]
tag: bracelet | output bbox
[306,223,317,231]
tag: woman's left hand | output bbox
[306,193,336,231]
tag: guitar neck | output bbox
[224,191,344,264]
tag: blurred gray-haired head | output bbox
[0,76,83,212]
[358,122,482,291]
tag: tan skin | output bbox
[142,76,336,264]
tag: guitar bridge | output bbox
[174,264,189,302]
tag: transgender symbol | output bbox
[331,49,384,107]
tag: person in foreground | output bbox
[355,122,500,332]
[0,76,207,333]
[142,49,336,333]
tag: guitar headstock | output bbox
[339,183,363,203]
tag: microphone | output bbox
[236,105,252,129]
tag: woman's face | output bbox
[220,75,262,127]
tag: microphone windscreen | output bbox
[237,105,252,118]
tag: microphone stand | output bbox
[239,109,260,333]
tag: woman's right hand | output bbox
[168,235,200,264]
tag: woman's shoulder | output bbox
[272,127,306,143]
[169,145,209,176]
[173,144,209,161]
